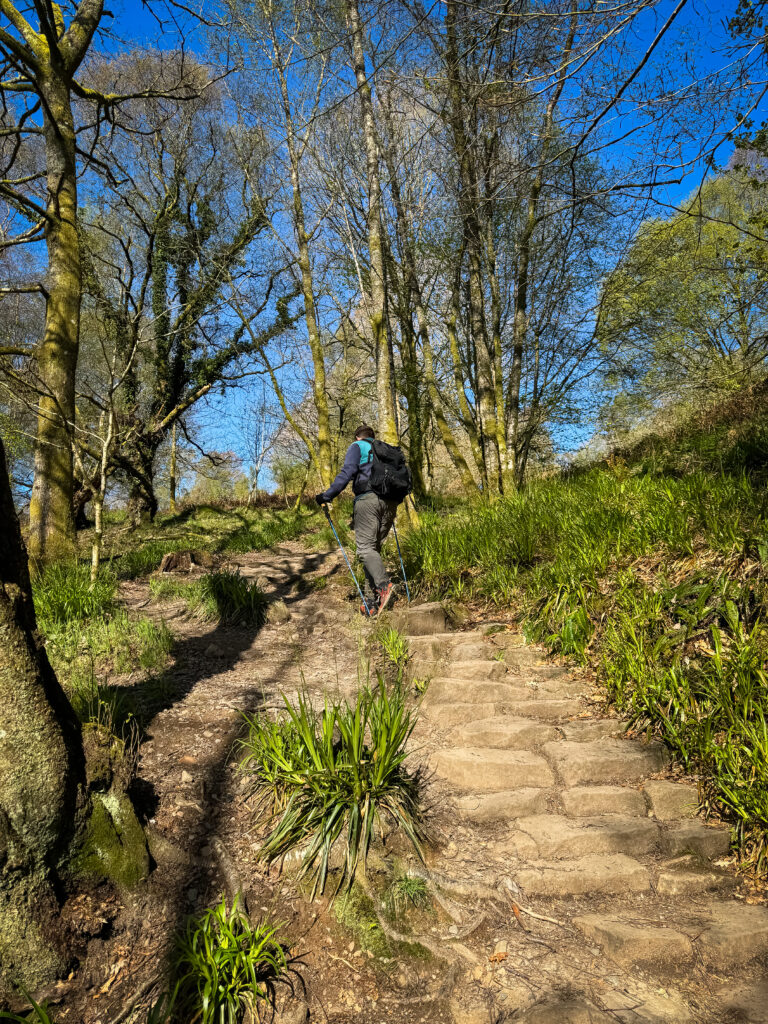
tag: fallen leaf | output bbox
[488,952,508,964]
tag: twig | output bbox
[327,953,360,973]
[508,896,568,929]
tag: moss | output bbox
[333,879,433,964]
[74,788,149,889]
[334,881,391,959]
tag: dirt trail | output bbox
[65,541,768,1024]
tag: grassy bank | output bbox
[97,503,320,579]
[404,466,768,866]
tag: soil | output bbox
[43,537,768,1024]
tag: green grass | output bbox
[151,570,268,627]
[172,896,287,1024]
[376,626,410,676]
[44,611,174,720]
[33,562,117,626]
[405,466,768,867]
[32,561,174,727]
[106,506,320,579]
[387,873,430,915]
[238,682,424,896]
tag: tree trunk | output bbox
[28,77,82,563]
[509,9,577,483]
[169,421,177,515]
[345,0,398,444]
[276,61,333,487]
[445,0,500,492]
[0,438,86,992]
[122,433,159,527]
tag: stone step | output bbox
[514,853,651,896]
[442,658,509,679]
[543,738,669,785]
[513,663,573,682]
[426,678,582,705]
[421,701,503,729]
[572,913,693,967]
[560,785,647,817]
[659,819,730,860]
[425,679,522,704]
[506,698,583,721]
[642,780,698,820]
[448,716,560,750]
[560,719,628,742]
[430,747,555,792]
[655,857,737,895]
[507,814,660,860]
[455,788,550,822]
[440,640,490,661]
[693,902,768,965]
[392,601,447,635]
[496,646,552,669]
[406,631,489,654]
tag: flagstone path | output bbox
[403,619,768,1024]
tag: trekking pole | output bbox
[321,504,372,616]
[392,522,411,604]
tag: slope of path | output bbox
[407,626,768,1024]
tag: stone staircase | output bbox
[402,621,768,1024]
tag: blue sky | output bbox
[91,0,768,483]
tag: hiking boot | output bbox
[376,582,395,614]
[360,599,377,617]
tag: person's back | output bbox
[316,425,398,616]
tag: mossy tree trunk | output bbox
[0,438,87,992]
[21,0,106,563]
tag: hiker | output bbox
[315,424,411,616]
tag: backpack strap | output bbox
[355,439,373,464]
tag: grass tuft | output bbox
[387,873,430,915]
[33,562,116,627]
[376,626,410,676]
[239,682,424,896]
[173,896,287,1024]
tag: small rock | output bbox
[204,643,224,658]
[266,599,291,624]
[180,770,193,784]
[494,939,508,955]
